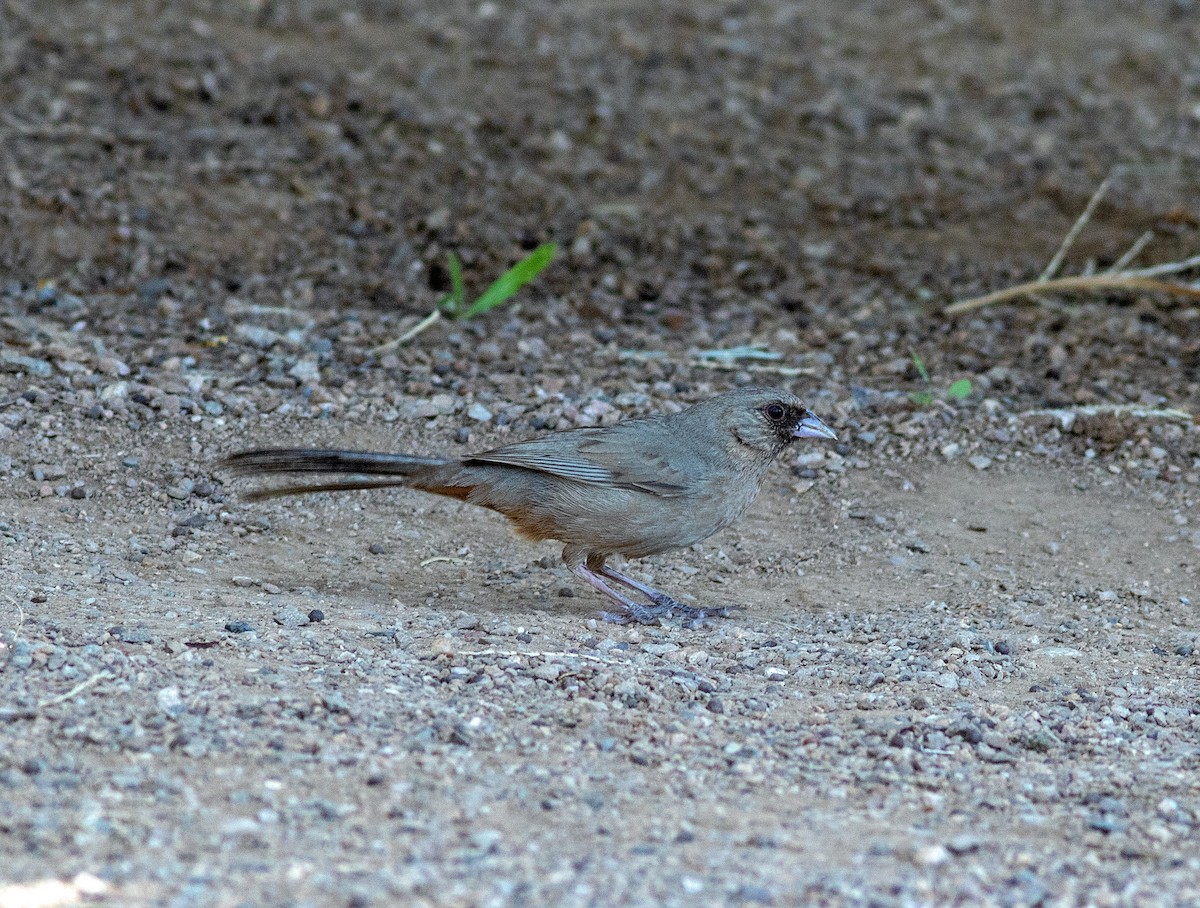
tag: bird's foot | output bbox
[598,598,734,627]
[576,561,734,627]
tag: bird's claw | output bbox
[598,600,735,627]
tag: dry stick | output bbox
[1107,230,1155,274]
[224,301,313,321]
[945,274,1200,316]
[457,649,629,667]
[748,614,814,636]
[946,168,1200,316]
[370,309,442,355]
[1020,404,1193,425]
[1039,173,1116,282]
[692,360,819,377]
[617,350,819,377]
[420,556,466,567]
[0,114,156,144]
[1014,173,1119,310]
[39,672,113,709]
[3,593,25,630]
[1121,253,1200,279]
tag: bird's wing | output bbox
[466,421,691,497]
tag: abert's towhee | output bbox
[223,387,836,623]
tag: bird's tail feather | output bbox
[239,478,417,501]
[223,448,451,476]
[221,448,454,500]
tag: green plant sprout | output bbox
[373,242,557,353]
[909,351,972,406]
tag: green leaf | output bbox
[908,390,934,407]
[947,379,972,400]
[910,351,930,382]
[462,243,557,319]
[447,252,465,314]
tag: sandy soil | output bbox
[1,1,1199,906]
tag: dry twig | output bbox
[1107,230,1155,273]
[370,310,442,355]
[1038,172,1115,282]
[39,672,114,709]
[946,274,1200,315]
[458,649,629,667]
[945,170,1200,316]
[1019,403,1193,425]
[617,350,819,377]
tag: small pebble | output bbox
[1,351,52,377]
[915,844,950,866]
[111,626,153,645]
[237,325,281,349]
[156,686,184,714]
[225,621,254,634]
[273,606,310,628]
[532,663,563,682]
[945,835,982,855]
[1087,815,1128,834]
[733,884,773,905]
[31,463,68,481]
[968,455,992,471]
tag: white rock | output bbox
[430,393,457,415]
[466,403,493,422]
[288,358,321,384]
[236,325,280,349]
[156,686,183,712]
[532,663,563,682]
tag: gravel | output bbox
[1,1,1199,906]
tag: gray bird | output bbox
[222,387,836,623]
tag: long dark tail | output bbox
[221,448,454,501]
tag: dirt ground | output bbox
[2,1,1199,905]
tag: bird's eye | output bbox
[765,403,786,420]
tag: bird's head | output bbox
[715,387,837,458]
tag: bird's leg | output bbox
[599,564,731,623]
[564,549,732,625]
[599,565,683,606]
[569,561,665,625]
